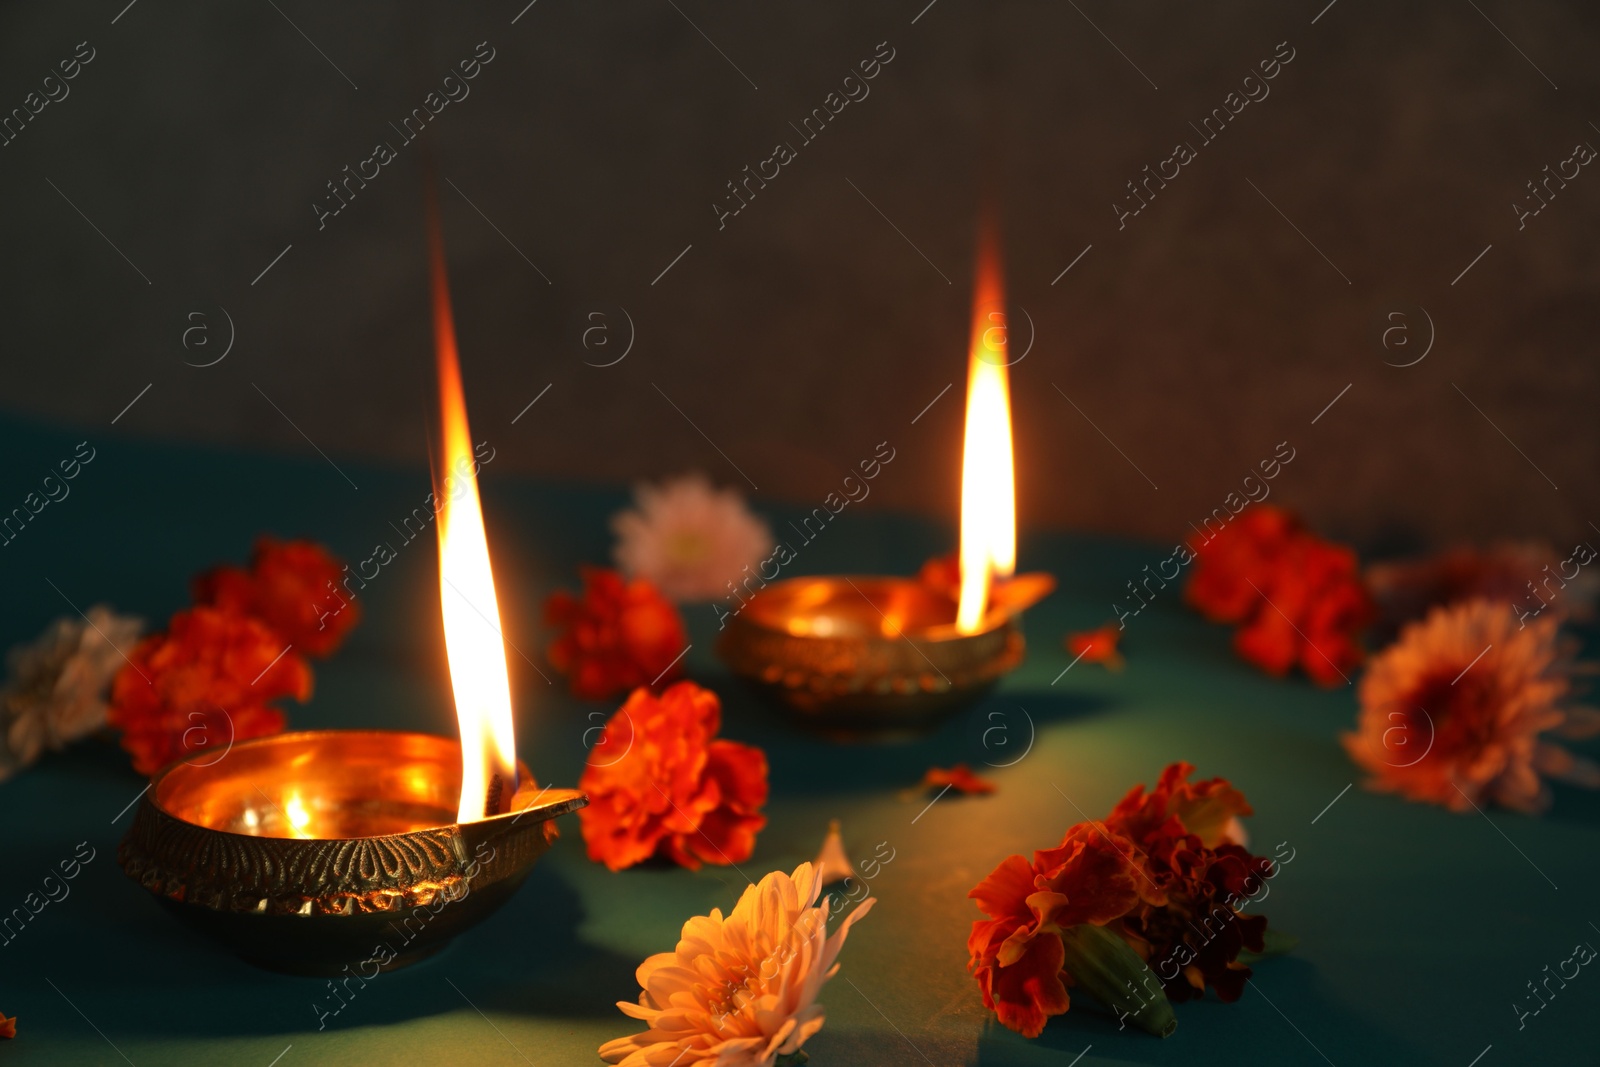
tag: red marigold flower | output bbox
[920,763,996,795]
[1106,760,1253,850]
[1064,622,1125,671]
[1365,541,1598,641]
[108,607,312,776]
[967,822,1150,1038]
[1030,822,1165,925]
[1232,537,1371,686]
[1343,599,1600,814]
[117,704,290,783]
[1106,763,1270,1003]
[0,1011,14,1039]
[968,855,1071,1039]
[1185,506,1373,687]
[194,537,358,658]
[967,765,1282,1036]
[1184,506,1300,623]
[917,553,962,602]
[577,682,767,871]
[1117,842,1268,1004]
[545,567,688,701]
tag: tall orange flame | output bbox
[955,223,1017,634]
[428,206,519,822]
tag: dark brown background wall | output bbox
[2,0,1595,552]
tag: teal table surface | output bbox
[0,415,1594,1067]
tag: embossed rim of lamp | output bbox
[118,729,586,975]
[715,573,1053,738]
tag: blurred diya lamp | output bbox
[716,573,1053,739]
[118,184,585,974]
[718,222,1054,738]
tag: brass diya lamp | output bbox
[719,224,1053,738]
[118,732,583,976]
[119,191,585,974]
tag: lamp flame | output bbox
[428,208,519,822]
[955,225,1017,634]
[282,790,313,837]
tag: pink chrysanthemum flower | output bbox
[600,862,873,1067]
[612,474,773,603]
[1343,599,1600,813]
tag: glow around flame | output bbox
[429,213,519,822]
[956,226,1017,634]
[282,790,313,837]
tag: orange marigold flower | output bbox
[1064,623,1125,671]
[1186,506,1374,687]
[194,537,358,658]
[0,1011,14,1039]
[578,682,768,871]
[1343,599,1600,814]
[920,763,997,795]
[108,607,311,776]
[546,567,688,701]
[967,822,1150,1038]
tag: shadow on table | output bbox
[60,855,637,1038]
[723,682,1117,796]
[1542,770,1600,827]
[972,956,1449,1067]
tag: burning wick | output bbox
[955,219,1017,635]
[426,180,519,821]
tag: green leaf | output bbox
[1237,927,1298,964]
[1058,924,1177,1038]
[774,1052,810,1067]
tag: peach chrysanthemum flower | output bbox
[612,473,772,603]
[600,862,873,1067]
[1343,599,1600,813]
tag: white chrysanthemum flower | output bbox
[612,473,773,603]
[1,606,143,780]
[600,862,874,1067]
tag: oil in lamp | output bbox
[117,195,585,975]
[717,221,1053,738]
